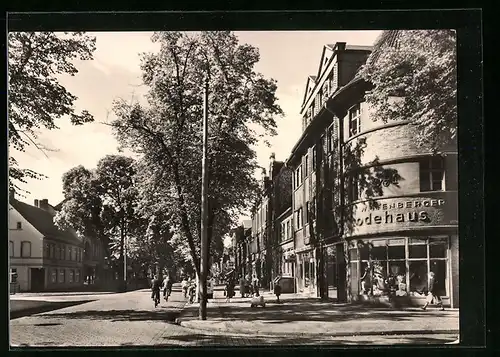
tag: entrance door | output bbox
[30,268,45,292]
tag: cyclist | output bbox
[151,275,162,306]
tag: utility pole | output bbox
[199,72,209,320]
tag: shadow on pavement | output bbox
[36,308,182,323]
[187,300,453,324]
[10,300,94,320]
[155,332,456,346]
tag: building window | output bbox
[286,221,291,240]
[72,247,76,261]
[327,126,334,152]
[21,241,31,257]
[57,245,61,260]
[304,155,309,177]
[69,270,74,283]
[348,175,360,203]
[44,243,49,258]
[348,103,361,137]
[295,165,303,189]
[51,269,57,283]
[75,269,80,283]
[16,222,22,230]
[67,246,72,260]
[61,246,66,260]
[420,157,445,192]
[305,202,310,223]
[49,244,55,259]
[58,269,65,283]
[295,208,303,230]
[10,268,18,283]
[9,241,14,257]
[312,146,317,172]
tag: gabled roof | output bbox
[316,44,335,80]
[10,199,82,246]
[301,75,317,107]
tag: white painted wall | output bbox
[8,205,44,291]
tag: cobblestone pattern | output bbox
[10,287,459,347]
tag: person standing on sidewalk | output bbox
[252,275,260,297]
[181,277,188,298]
[239,275,246,298]
[422,271,445,311]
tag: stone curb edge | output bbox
[173,317,458,338]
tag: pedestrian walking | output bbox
[162,275,173,301]
[225,278,235,303]
[181,277,188,298]
[252,275,260,297]
[422,271,445,311]
[150,275,162,307]
[239,275,246,298]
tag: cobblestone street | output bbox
[10,285,459,347]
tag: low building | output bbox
[9,195,85,292]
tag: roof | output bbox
[10,199,82,246]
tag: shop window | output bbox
[420,157,444,192]
[359,244,369,261]
[371,246,387,261]
[75,269,80,283]
[58,269,65,283]
[430,243,447,258]
[388,245,405,259]
[69,270,74,283]
[21,241,31,257]
[348,103,361,137]
[51,269,57,283]
[409,261,428,294]
[9,241,14,257]
[409,245,427,259]
[430,260,447,297]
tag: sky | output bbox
[11,30,382,213]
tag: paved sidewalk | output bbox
[176,290,459,337]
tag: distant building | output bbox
[9,193,112,292]
[9,195,85,292]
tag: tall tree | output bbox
[8,32,96,194]
[359,30,457,151]
[110,31,283,284]
[55,155,142,289]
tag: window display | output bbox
[348,236,449,299]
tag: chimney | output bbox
[336,42,346,51]
[39,199,49,210]
[34,199,39,207]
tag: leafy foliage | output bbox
[54,155,144,281]
[359,30,457,151]
[8,32,96,194]
[110,31,283,277]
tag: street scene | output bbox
[8,27,459,347]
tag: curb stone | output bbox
[174,318,459,338]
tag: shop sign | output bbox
[347,193,457,236]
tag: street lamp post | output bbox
[199,72,210,320]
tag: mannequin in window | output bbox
[360,262,372,295]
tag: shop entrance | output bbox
[324,243,347,302]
